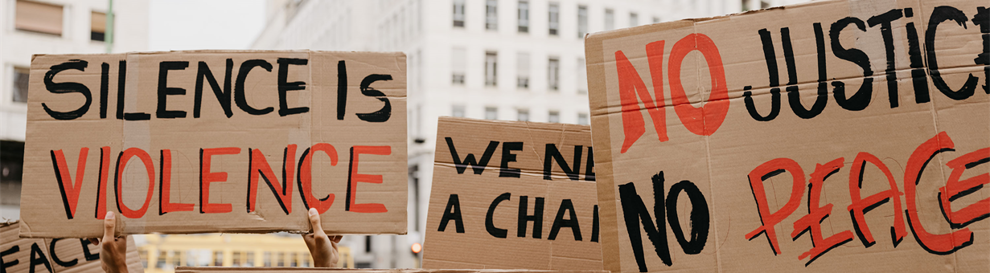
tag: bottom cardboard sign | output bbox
[1,221,143,273]
[176,268,608,273]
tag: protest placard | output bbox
[175,268,608,273]
[20,51,408,238]
[1,221,143,273]
[586,0,990,271]
[422,118,601,270]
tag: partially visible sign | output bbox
[1,221,143,273]
[20,51,408,238]
[423,118,601,270]
[586,0,990,271]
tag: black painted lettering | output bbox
[830,17,874,111]
[487,193,511,238]
[438,194,465,233]
[356,74,393,122]
[618,172,671,270]
[194,59,234,118]
[42,60,91,120]
[157,61,189,118]
[927,6,978,100]
[868,9,904,108]
[277,58,310,116]
[48,239,78,267]
[499,142,523,178]
[445,137,499,175]
[548,199,582,241]
[517,196,544,239]
[234,59,274,115]
[666,180,710,254]
[544,144,582,180]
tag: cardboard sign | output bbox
[175,268,607,273]
[586,0,990,271]
[20,51,408,238]
[1,221,143,273]
[422,118,601,270]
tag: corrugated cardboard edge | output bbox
[176,268,609,273]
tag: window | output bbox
[276,252,285,266]
[578,113,589,125]
[214,251,224,266]
[232,251,242,267]
[157,251,167,269]
[91,11,107,41]
[246,252,255,267]
[264,252,272,267]
[140,250,149,268]
[577,58,587,94]
[517,53,529,89]
[485,51,498,87]
[517,109,529,121]
[760,1,771,8]
[630,12,638,27]
[452,47,466,85]
[452,105,465,117]
[548,3,559,36]
[653,17,661,24]
[365,236,372,253]
[577,6,588,38]
[548,111,560,123]
[13,67,29,103]
[548,58,559,91]
[171,251,181,268]
[486,0,498,30]
[518,1,529,33]
[15,0,63,36]
[741,0,749,11]
[605,9,615,31]
[485,107,498,120]
[301,255,310,267]
[453,0,465,27]
[289,253,298,267]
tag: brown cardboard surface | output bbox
[586,0,990,271]
[422,118,601,270]
[175,268,608,273]
[1,221,143,273]
[20,51,408,238]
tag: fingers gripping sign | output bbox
[304,208,342,267]
[91,211,128,273]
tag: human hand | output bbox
[303,208,342,267]
[88,212,128,273]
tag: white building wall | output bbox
[252,0,809,268]
[0,0,148,220]
[0,0,148,142]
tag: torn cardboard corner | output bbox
[1,221,144,273]
[422,117,601,270]
[175,268,609,273]
[586,0,990,272]
[20,51,408,238]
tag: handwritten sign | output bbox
[423,118,601,269]
[1,221,143,273]
[20,51,408,238]
[586,0,990,271]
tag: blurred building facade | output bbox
[251,0,810,268]
[0,0,149,220]
[138,233,355,272]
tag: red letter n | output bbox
[247,145,297,214]
[615,41,667,153]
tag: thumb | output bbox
[103,212,116,242]
[308,208,323,233]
